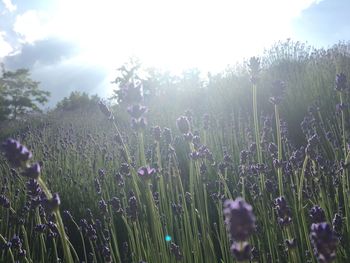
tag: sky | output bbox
[0,0,349,107]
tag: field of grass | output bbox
[1,40,350,263]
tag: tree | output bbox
[0,66,50,120]
[110,58,144,104]
[56,91,100,111]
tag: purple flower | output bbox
[98,101,113,119]
[310,222,338,263]
[126,192,138,221]
[63,210,74,221]
[285,238,297,249]
[268,143,278,156]
[42,193,61,213]
[152,126,162,141]
[127,104,147,119]
[0,195,10,209]
[189,151,201,160]
[119,163,130,176]
[2,138,32,167]
[335,73,347,92]
[183,132,193,142]
[332,213,342,234]
[248,56,260,84]
[240,150,249,165]
[163,128,173,144]
[131,117,147,130]
[98,199,108,214]
[274,196,292,227]
[101,244,112,262]
[23,163,41,179]
[269,80,286,105]
[309,206,326,224]
[176,116,190,134]
[26,179,42,198]
[109,197,123,214]
[137,166,156,180]
[230,241,251,261]
[336,103,347,113]
[203,113,210,130]
[170,242,183,261]
[10,235,22,249]
[122,82,143,104]
[223,197,256,241]
[18,248,26,259]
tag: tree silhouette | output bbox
[0,66,50,120]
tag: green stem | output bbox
[112,120,132,163]
[298,155,309,205]
[38,177,74,263]
[275,104,284,196]
[21,225,32,262]
[340,92,347,159]
[138,132,147,166]
[253,83,265,192]
[52,238,59,263]
[70,218,88,263]
[340,92,350,234]
[0,233,15,263]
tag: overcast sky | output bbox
[0,0,349,107]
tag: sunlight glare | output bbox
[48,0,319,73]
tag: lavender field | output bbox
[1,41,350,263]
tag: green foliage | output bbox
[110,57,143,103]
[55,91,100,111]
[0,66,50,120]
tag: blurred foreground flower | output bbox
[22,163,41,179]
[310,222,338,263]
[127,104,147,119]
[2,138,32,167]
[224,197,255,261]
[224,197,255,241]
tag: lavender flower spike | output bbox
[2,138,32,167]
[176,116,190,134]
[127,104,147,119]
[310,222,338,263]
[223,197,256,241]
[335,73,347,92]
[98,100,113,119]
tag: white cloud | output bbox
[13,10,51,43]
[2,0,16,12]
[10,0,324,72]
[0,31,13,57]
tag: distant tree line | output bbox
[55,91,100,111]
[0,64,103,123]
